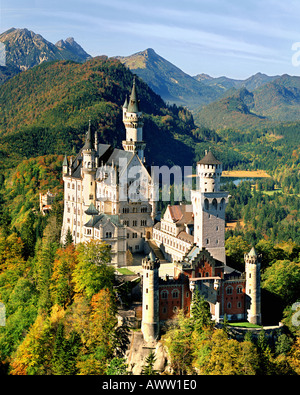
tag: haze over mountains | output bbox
[1,28,300,131]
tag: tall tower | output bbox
[191,151,228,264]
[122,78,146,162]
[141,251,160,342]
[82,121,97,216]
[245,247,262,325]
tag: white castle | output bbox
[60,77,262,331]
[61,78,156,266]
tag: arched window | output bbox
[212,198,217,210]
[172,290,179,298]
[204,198,209,210]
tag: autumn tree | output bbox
[73,240,114,299]
[50,244,78,308]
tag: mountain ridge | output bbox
[0,28,91,72]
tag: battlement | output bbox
[142,258,160,271]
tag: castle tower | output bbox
[122,78,146,162]
[141,251,160,342]
[191,151,228,264]
[82,120,97,217]
[245,247,262,325]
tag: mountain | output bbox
[115,48,220,110]
[194,74,300,129]
[193,72,278,94]
[0,28,91,72]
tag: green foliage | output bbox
[73,240,114,299]
[141,351,158,375]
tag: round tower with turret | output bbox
[191,150,228,264]
[141,251,160,342]
[245,247,262,325]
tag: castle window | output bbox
[141,206,147,213]
[227,302,231,309]
[204,199,209,210]
[72,184,75,189]
[173,306,178,313]
[226,286,233,295]
[212,199,217,210]
[133,220,137,226]
[133,233,137,238]
[237,301,242,308]
[67,183,70,188]
[89,194,93,200]
[146,288,148,294]
[162,307,167,314]
[237,286,243,294]
[172,290,179,299]
[161,291,168,299]
[146,305,148,310]
[141,220,147,226]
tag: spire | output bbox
[83,119,94,150]
[127,77,140,113]
[123,94,128,109]
[63,154,68,167]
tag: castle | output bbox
[60,78,261,341]
[61,78,156,266]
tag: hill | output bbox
[0,56,199,169]
[194,75,300,130]
[115,48,219,110]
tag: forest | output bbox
[0,56,299,375]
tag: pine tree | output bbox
[141,351,158,375]
[191,288,213,333]
[64,228,73,248]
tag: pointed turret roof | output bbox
[63,154,68,166]
[248,247,257,257]
[198,150,222,165]
[83,120,94,150]
[123,95,128,109]
[127,77,140,113]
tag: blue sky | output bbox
[1,0,300,79]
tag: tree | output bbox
[141,351,158,375]
[262,260,300,305]
[162,311,194,374]
[64,228,73,248]
[191,289,213,333]
[76,289,118,375]
[73,240,114,299]
[50,244,78,308]
[225,236,250,271]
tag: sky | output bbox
[1,0,300,79]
